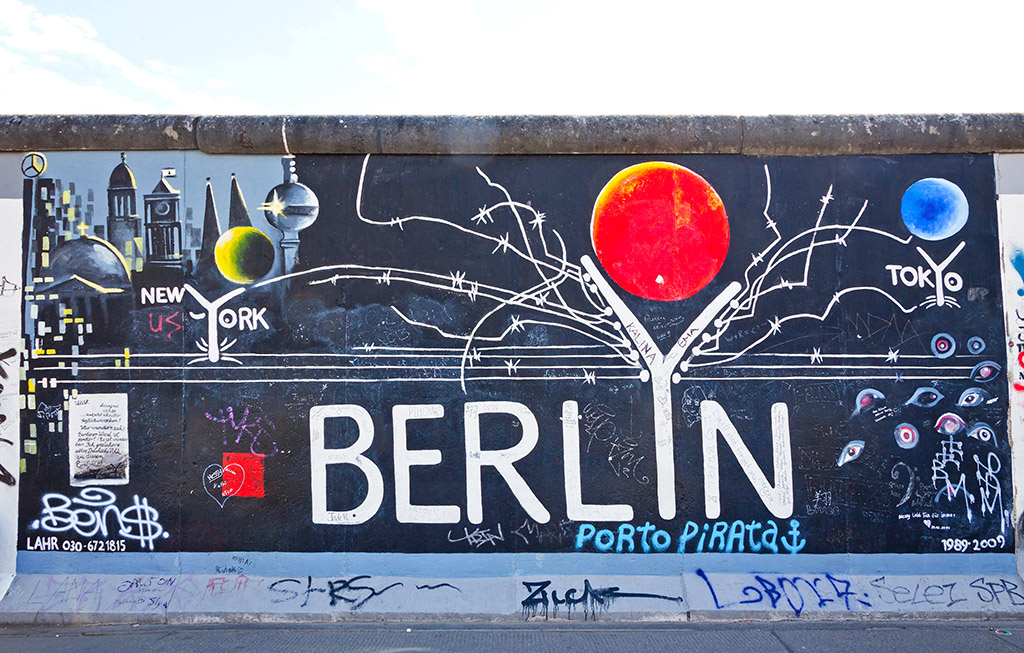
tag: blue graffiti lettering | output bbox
[695,569,871,616]
[576,520,803,554]
[969,577,1024,605]
[780,519,806,554]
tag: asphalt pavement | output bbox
[0,620,1023,652]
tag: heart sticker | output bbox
[203,463,245,508]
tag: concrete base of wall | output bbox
[2,553,1022,622]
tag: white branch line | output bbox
[392,307,638,370]
[688,286,919,368]
[304,271,619,340]
[303,265,612,330]
[697,221,911,360]
[355,154,578,277]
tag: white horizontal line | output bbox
[53,375,645,385]
[710,352,981,359]
[49,374,969,384]
[233,353,628,360]
[35,352,627,360]
[719,364,974,370]
[358,345,609,352]
[37,364,639,371]
[36,353,168,359]
[677,375,972,381]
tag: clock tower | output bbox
[143,169,183,271]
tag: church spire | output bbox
[194,178,221,276]
[227,173,252,229]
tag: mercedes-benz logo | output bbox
[21,152,46,178]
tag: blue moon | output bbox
[900,178,969,241]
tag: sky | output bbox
[0,0,1022,115]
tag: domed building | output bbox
[36,236,133,325]
[106,153,141,260]
[108,154,135,190]
[41,236,132,295]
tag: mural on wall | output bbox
[14,151,1012,557]
[0,157,25,600]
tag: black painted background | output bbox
[19,154,1009,554]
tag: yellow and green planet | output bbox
[214,227,275,284]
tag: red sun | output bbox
[591,162,729,301]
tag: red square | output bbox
[222,453,264,498]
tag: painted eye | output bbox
[956,387,993,407]
[851,388,885,417]
[967,337,986,354]
[837,440,865,467]
[931,333,956,359]
[894,423,920,449]
[967,422,996,445]
[970,361,1001,383]
[905,387,944,408]
[934,412,966,435]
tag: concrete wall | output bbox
[1,116,1024,622]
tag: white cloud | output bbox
[0,0,1022,115]
[0,44,154,113]
[144,60,184,77]
[0,0,264,113]
[205,78,234,91]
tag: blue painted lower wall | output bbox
[2,552,1022,620]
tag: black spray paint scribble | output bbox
[415,583,462,593]
[0,347,14,487]
[521,580,684,620]
[0,463,13,487]
[267,575,403,610]
[0,348,15,379]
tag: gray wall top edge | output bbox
[2,114,1023,155]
